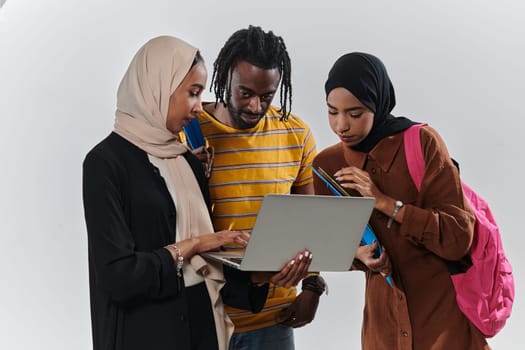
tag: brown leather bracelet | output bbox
[301,275,328,295]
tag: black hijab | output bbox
[325,52,417,153]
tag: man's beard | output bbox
[226,100,265,130]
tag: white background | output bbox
[1,0,523,349]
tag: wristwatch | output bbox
[387,200,403,228]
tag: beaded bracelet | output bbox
[166,244,184,277]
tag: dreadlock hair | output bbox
[210,25,293,121]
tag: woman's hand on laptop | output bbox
[172,230,250,258]
[165,231,249,264]
[250,250,312,288]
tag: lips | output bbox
[339,135,357,143]
[242,113,263,123]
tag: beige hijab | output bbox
[113,36,233,350]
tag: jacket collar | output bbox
[342,132,404,172]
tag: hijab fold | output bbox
[325,52,417,153]
[113,36,233,350]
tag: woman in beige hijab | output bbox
[82,36,310,350]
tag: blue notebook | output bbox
[313,167,393,286]
[182,118,206,150]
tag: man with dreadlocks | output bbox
[191,25,325,350]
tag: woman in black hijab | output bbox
[324,52,416,153]
[313,53,489,349]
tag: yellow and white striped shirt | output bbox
[197,105,317,332]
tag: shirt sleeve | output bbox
[82,150,181,305]
[294,126,318,187]
[399,126,475,260]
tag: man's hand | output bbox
[276,290,320,328]
[270,250,311,288]
[250,250,312,288]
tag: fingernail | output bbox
[309,254,313,260]
[290,260,295,265]
[298,254,303,261]
[304,251,310,258]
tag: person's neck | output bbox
[204,102,235,128]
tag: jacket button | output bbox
[371,168,376,174]
[401,331,409,337]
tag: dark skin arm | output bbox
[276,289,320,328]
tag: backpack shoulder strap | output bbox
[403,124,427,192]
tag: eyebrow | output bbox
[191,83,205,89]
[326,102,363,112]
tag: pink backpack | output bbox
[403,124,514,338]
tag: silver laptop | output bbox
[203,194,375,272]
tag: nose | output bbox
[247,96,263,114]
[334,115,350,133]
[192,98,203,116]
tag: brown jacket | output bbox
[313,126,489,350]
